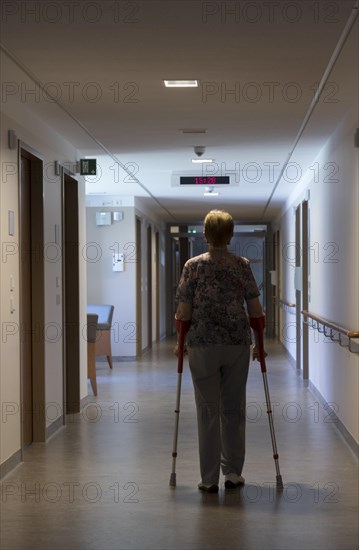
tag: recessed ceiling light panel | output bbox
[192,159,213,163]
[164,80,198,87]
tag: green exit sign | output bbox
[80,159,97,175]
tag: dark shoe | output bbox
[198,482,219,493]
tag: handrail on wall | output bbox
[302,310,359,354]
[273,296,296,313]
[279,298,296,308]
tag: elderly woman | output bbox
[175,210,265,493]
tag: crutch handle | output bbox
[249,315,266,373]
[175,318,191,374]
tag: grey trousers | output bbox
[188,345,250,485]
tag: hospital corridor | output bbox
[0,1,358,549]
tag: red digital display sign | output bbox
[180,176,230,185]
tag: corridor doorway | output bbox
[166,223,270,336]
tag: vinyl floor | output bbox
[1,339,358,550]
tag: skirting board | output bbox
[80,394,93,408]
[279,340,296,369]
[308,380,358,457]
[1,416,65,479]
[45,415,64,440]
[0,449,22,480]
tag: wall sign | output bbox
[80,159,97,175]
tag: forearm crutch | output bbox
[169,318,191,487]
[250,316,284,489]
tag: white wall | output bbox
[307,115,358,443]
[0,108,87,465]
[1,115,21,464]
[276,18,359,447]
[278,115,359,444]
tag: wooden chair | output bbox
[87,305,115,368]
[87,313,98,396]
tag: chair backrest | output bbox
[87,313,98,343]
[87,305,114,330]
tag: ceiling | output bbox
[1,0,358,222]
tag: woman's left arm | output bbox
[175,302,192,321]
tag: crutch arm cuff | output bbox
[175,317,191,334]
[249,315,265,332]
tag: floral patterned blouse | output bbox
[176,250,260,346]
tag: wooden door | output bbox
[155,232,160,341]
[147,226,152,349]
[19,147,45,443]
[20,156,33,446]
[295,205,301,371]
[136,218,142,357]
[63,174,80,413]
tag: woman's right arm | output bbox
[246,296,264,318]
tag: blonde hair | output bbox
[204,210,234,246]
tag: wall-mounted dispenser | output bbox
[112,253,124,271]
[96,212,111,226]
